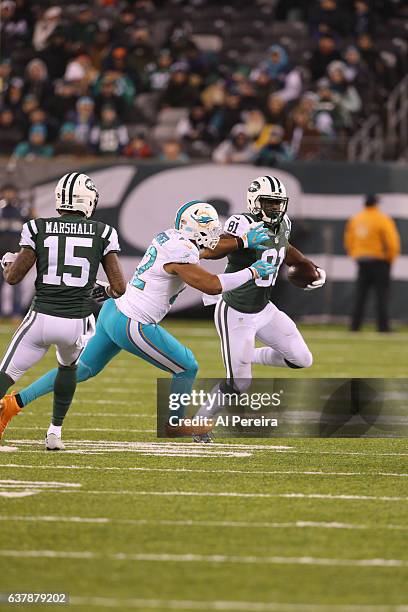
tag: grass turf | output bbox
[0,320,407,612]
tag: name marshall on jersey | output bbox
[45,221,96,235]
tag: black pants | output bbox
[351,260,391,332]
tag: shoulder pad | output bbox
[223,214,254,237]
[158,232,199,265]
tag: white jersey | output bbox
[116,228,199,324]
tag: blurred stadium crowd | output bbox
[0,0,407,163]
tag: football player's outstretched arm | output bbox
[200,235,240,260]
[101,252,126,297]
[200,222,270,260]
[2,248,36,285]
[164,260,276,295]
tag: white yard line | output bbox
[68,597,408,611]
[11,427,156,433]
[23,412,153,418]
[2,515,408,532]
[57,490,408,502]
[1,464,408,478]
[0,479,81,488]
[6,439,408,457]
[1,549,407,568]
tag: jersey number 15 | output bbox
[43,236,93,287]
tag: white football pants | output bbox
[0,310,95,382]
[214,299,312,392]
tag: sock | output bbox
[47,423,62,437]
[252,347,286,367]
[0,371,14,399]
[52,365,77,426]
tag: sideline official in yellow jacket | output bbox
[344,194,400,332]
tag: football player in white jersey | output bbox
[1,200,276,439]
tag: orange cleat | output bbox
[0,394,21,439]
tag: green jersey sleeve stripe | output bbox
[29,219,38,234]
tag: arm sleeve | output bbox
[102,226,121,256]
[383,218,401,262]
[19,220,38,250]
[223,214,252,238]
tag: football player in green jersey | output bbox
[195,175,326,439]
[0,172,125,449]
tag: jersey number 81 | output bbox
[255,247,285,287]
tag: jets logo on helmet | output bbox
[248,180,261,193]
[174,200,221,250]
[55,172,99,219]
[247,175,289,228]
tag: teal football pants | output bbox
[18,299,198,418]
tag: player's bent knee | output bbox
[184,354,199,377]
[285,349,313,369]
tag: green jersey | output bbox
[222,212,291,314]
[19,215,120,318]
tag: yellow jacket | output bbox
[344,206,401,263]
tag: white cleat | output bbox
[45,433,65,451]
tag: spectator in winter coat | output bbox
[263,94,288,127]
[287,108,322,160]
[146,49,173,92]
[68,96,95,145]
[255,45,302,103]
[327,61,362,125]
[309,0,351,37]
[209,91,243,141]
[13,124,54,159]
[160,63,200,109]
[159,139,189,162]
[123,134,153,158]
[254,125,293,166]
[177,104,213,156]
[309,35,341,81]
[24,58,53,107]
[32,6,61,52]
[0,108,24,154]
[39,28,69,80]
[90,105,129,155]
[54,121,88,156]
[212,124,254,164]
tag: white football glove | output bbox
[1,252,17,270]
[304,267,326,291]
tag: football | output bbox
[287,261,319,288]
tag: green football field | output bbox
[0,320,407,612]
